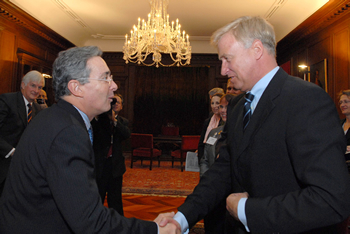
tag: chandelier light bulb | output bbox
[123,0,191,67]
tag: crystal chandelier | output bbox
[123,0,191,68]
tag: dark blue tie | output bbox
[88,127,93,144]
[243,93,254,130]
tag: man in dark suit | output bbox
[92,93,130,215]
[0,70,44,196]
[0,46,179,234]
[156,16,350,233]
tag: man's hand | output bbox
[158,223,181,234]
[154,212,181,232]
[226,192,249,220]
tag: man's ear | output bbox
[21,82,25,90]
[67,80,83,97]
[252,39,264,60]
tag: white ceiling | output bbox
[9,0,329,53]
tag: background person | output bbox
[338,89,350,160]
[199,93,234,234]
[197,92,224,164]
[36,89,48,109]
[156,16,350,234]
[0,70,44,196]
[226,78,243,96]
[0,46,178,234]
[92,93,130,215]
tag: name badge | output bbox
[206,136,217,145]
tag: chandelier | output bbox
[123,0,191,68]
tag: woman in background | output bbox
[200,94,234,176]
[338,89,350,160]
[197,93,224,164]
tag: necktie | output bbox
[243,93,254,130]
[27,103,32,123]
[88,127,93,144]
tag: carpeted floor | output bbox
[118,153,204,233]
[123,153,200,196]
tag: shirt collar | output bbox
[73,106,91,130]
[22,95,31,106]
[249,66,279,113]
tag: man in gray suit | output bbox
[0,70,44,196]
[0,46,179,234]
[156,16,350,233]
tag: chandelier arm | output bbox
[123,0,191,67]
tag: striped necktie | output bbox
[243,93,254,130]
[27,103,32,123]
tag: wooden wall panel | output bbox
[0,29,15,94]
[0,0,74,95]
[18,38,47,60]
[333,29,349,93]
[308,37,330,66]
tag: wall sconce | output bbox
[42,73,52,79]
[298,64,310,81]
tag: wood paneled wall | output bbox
[0,0,74,100]
[277,0,350,117]
[103,52,226,134]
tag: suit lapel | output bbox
[16,92,27,126]
[233,68,287,161]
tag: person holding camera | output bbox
[92,93,130,215]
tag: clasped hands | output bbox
[154,192,249,233]
[154,211,181,234]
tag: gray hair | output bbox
[211,16,276,57]
[52,46,103,100]
[22,70,45,86]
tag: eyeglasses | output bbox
[89,75,113,86]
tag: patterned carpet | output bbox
[122,154,200,196]
[119,153,204,233]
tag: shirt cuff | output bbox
[174,211,189,234]
[238,197,250,232]
[5,148,15,158]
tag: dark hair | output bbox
[52,46,102,100]
[221,93,235,103]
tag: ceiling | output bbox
[9,0,329,53]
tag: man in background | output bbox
[92,93,130,216]
[36,89,49,109]
[0,70,44,196]
[156,16,350,233]
[0,46,179,234]
[226,78,243,96]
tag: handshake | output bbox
[153,192,248,234]
[154,212,181,234]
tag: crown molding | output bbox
[0,0,74,49]
[277,0,350,54]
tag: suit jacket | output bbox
[0,99,156,234]
[178,68,350,233]
[340,119,350,160]
[92,112,131,178]
[199,125,224,176]
[0,91,41,184]
[198,115,224,163]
